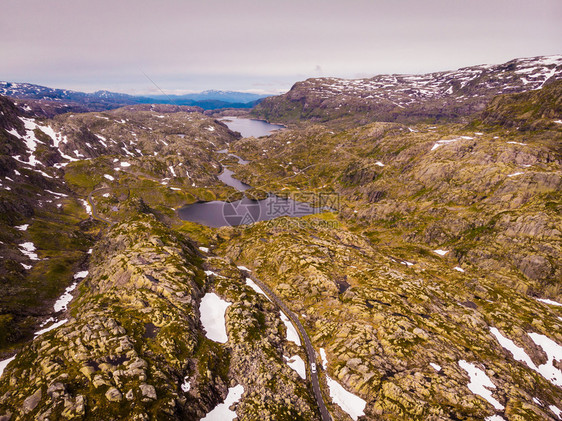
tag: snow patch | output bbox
[79,199,92,216]
[15,224,29,231]
[204,270,224,278]
[201,384,244,421]
[199,247,209,253]
[430,363,442,371]
[490,328,538,371]
[458,360,504,410]
[320,348,328,370]
[528,332,562,386]
[33,169,53,179]
[181,375,191,393]
[120,162,131,167]
[199,293,231,343]
[550,405,562,419]
[284,355,306,379]
[454,266,465,272]
[536,298,562,307]
[104,174,114,181]
[326,376,367,421]
[95,134,108,147]
[433,249,449,256]
[245,278,271,301]
[34,319,68,337]
[45,189,68,197]
[34,126,67,151]
[280,311,301,346]
[54,282,78,312]
[19,242,39,260]
[431,137,472,151]
[0,356,16,379]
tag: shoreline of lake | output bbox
[178,118,323,227]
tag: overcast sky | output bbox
[1,0,560,95]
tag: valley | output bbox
[0,55,561,420]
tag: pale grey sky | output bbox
[1,0,560,94]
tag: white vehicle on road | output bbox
[311,363,317,373]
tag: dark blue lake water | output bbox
[178,194,318,228]
[179,118,323,227]
[220,117,284,138]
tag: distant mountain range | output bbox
[145,90,267,104]
[0,82,270,115]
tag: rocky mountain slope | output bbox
[253,55,562,126]
[234,94,562,293]
[0,97,240,356]
[481,80,562,131]
[0,57,561,420]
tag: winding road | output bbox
[244,272,332,421]
[87,187,113,226]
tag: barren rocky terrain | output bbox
[0,56,561,420]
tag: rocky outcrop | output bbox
[0,216,220,419]
[481,80,562,130]
[253,55,562,126]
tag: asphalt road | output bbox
[247,274,332,421]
